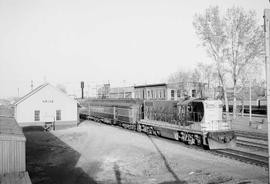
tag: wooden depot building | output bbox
[14,83,78,129]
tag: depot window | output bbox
[34,110,40,121]
[171,90,175,100]
[56,110,61,120]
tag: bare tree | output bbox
[237,64,266,117]
[195,62,219,98]
[193,6,230,114]
[193,6,264,119]
[225,7,264,119]
[168,69,193,83]
[168,69,207,98]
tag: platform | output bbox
[0,171,31,184]
[231,115,267,135]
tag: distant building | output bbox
[97,84,135,99]
[134,83,167,100]
[109,87,135,98]
[96,82,206,100]
[14,83,78,129]
[134,82,206,100]
[97,83,110,98]
[167,82,206,100]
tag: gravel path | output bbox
[25,121,268,184]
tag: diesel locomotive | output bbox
[80,98,235,149]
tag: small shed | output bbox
[0,116,26,174]
[0,116,31,183]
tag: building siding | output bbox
[15,84,77,126]
[0,117,26,175]
[0,138,25,174]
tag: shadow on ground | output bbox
[147,135,187,184]
[23,126,98,184]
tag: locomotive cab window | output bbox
[188,102,204,122]
[181,101,204,123]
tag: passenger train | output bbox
[80,98,235,149]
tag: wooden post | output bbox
[263,9,270,182]
[53,117,55,130]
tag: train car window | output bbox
[192,89,196,97]
[163,89,166,99]
[177,90,180,98]
[171,90,174,97]
[171,90,174,100]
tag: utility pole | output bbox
[87,84,90,98]
[263,9,270,182]
[249,80,252,125]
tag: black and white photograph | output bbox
[0,0,270,183]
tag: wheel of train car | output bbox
[194,134,202,146]
[137,124,141,132]
[179,132,186,142]
[147,127,153,135]
[136,122,141,132]
[153,129,157,136]
[187,134,195,145]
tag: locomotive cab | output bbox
[178,99,231,131]
[178,99,204,126]
[178,98,235,149]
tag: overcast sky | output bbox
[0,0,268,98]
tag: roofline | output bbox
[14,83,78,106]
[134,83,167,88]
[14,83,49,106]
[48,84,78,103]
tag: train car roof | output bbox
[85,98,143,107]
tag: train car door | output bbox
[141,104,144,119]
[113,106,118,124]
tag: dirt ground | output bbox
[24,121,268,184]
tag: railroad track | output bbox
[213,149,268,168]
[235,130,267,141]
[235,130,268,152]
[236,139,268,151]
